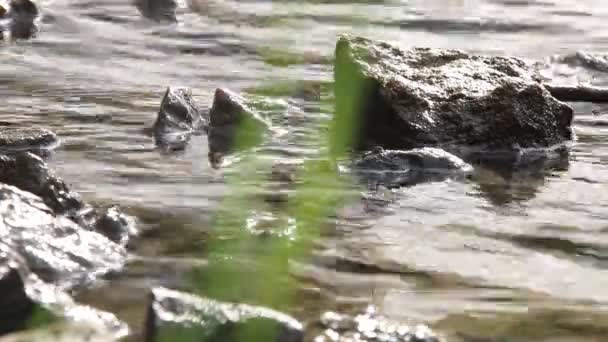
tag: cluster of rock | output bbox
[153,85,270,168]
[0,127,137,337]
[4,0,608,337]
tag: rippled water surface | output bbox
[2,0,608,340]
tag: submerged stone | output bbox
[207,88,270,167]
[144,287,303,342]
[354,147,473,188]
[135,0,177,23]
[0,127,58,153]
[153,87,206,151]
[333,35,573,153]
[315,307,441,342]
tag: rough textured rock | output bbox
[354,147,473,188]
[333,35,573,153]
[208,88,270,167]
[153,87,206,151]
[144,287,303,342]
[0,127,58,154]
[0,183,126,286]
[315,308,440,342]
[6,0,39,40]
[135,0,177,22]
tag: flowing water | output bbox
[1,0,608,340]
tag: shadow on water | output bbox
[466,147,571,205]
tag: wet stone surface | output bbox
[153,86,207,151]
[334,35,574,152]
[0,183,126,286]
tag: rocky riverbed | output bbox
[1,0,608,341]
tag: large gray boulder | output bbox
[333,36,574,153]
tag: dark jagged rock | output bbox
[144,287,303,342]
[135,0,177,22]
[333,35,573,153]
[315,308,441,342]
[0,127,58,154]
[0,152,84,215]
[0,183,126,285]
[0,249,35,335]
[354,147,473,188]
[6,0,39,40]
[207,88,270,167]
[153,87,206,151]
[0,243,127,338]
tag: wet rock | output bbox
[0,127,58,154]
[0,243,128,338]
[153,87,206,151]
[6,0,39,40]
[94,206,138,247]
[354,147,473,188]
[0,152,137,246]
[135,0,177,22]
[208,88,270,167]
[144,287,303,342]
[315,307,440,342]
[0,152,84,215]
[0,183,126,285]
[333,35,573,153]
